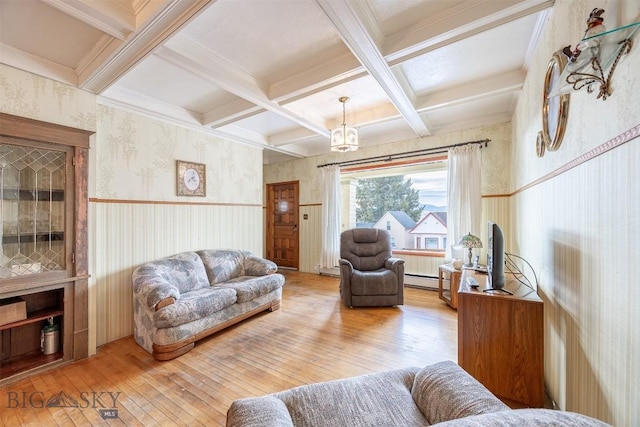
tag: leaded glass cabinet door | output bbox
[1,141,72,281]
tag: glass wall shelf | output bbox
[550,21,640,99]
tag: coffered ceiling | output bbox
[0,0,553,163]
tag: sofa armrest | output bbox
[385,257,405,276]
[132,270,181,311]
[244,255,279,276]
[226,396,294,427]
[338,259,354,306]
[411,360,509,425]
[385,257,404,267]
[143,282,180,310]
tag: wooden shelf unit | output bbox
[0,287,66,381]
[457,269,544,408]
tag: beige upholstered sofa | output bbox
[132,249,284,360]
[226,360,610,427]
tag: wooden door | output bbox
[266,181,299,269]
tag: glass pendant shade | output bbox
[330,97,359,152]
[330,125,359,152]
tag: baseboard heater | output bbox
[319,268,438,290]
[404,273,439,290]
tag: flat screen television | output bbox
[486,221,505,290]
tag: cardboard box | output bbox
[0,297,27,326]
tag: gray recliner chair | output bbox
[339,228,405,307]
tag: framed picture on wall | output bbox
[176,160,206,196]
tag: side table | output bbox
[438,264,461,309]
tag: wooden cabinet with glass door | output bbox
[0,113,92,384]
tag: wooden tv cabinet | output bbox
[457,269,544,407]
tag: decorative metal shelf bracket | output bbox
[565,38,633,100]
[552,21,640,100]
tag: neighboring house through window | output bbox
[410,211,448,251]
[340,159,448,251]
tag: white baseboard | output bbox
[318,267,339,276]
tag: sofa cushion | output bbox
[154,287,237,328]
[272,367,429,427]
[411,360,509,424]
[431,408,612,426]
[146,251,210,294]
[350,269,399,295]
[197,249,249,284]
[219,274,285,303]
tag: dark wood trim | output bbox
[341,154,448,173]
[0,113,93,148]
[90,198,262,207]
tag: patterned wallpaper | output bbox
[0,64,96,131]
[95,105,262,202]
[510,1,640,425]
[1,64,266,355]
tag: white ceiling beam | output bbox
[0,42,78,86]
[269,52,365,103]
[268,128,319,147]
[43,0,135,40]
[415,70,525,112]
[79,0,211,93]
[326,101,401,129]
[434,112,513,135]
[202,99,264,128]
[315,0,431,138]
[201,1,552,133]
[99,89,285,152]
[160,35,330,137]
[384,0,555,65]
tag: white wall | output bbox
[510,1,639,424]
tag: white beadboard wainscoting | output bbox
[89,200,264,348]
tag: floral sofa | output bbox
[226,360,610,427]
[132,249,285,360]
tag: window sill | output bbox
[392,250,445,257]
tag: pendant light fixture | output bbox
[330,96,359,152]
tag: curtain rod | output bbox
[316,139,490,168]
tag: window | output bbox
[426,238,438,249]
[340,159,448,252]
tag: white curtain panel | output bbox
[320,164,341,268]
[446,144,482,260]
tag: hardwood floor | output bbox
[0,271,458,426]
